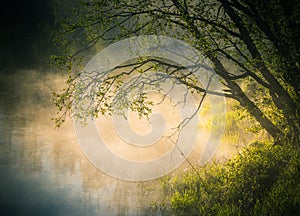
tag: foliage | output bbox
[50,2,300,214]
[159,142,300,215]
[51,0,299,145]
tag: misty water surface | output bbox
[0,65,237,215]
[0,70,167,215]
[0,1,210,214]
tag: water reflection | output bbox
[0,70,167,215]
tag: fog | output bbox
[0,1,234,214]
[0,69,221,215]
[0,1,168,213]
[0,70,161,215]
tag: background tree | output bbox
[52,0,299,146]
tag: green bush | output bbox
[159,142,300,215]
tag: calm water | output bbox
[0,69,234,215]
[0,70,167,216]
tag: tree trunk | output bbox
[211,56,284,140]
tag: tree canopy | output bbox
[52,0,300,146]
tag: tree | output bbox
[52,0,299,146]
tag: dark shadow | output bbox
[0,0,56,72]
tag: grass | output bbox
[156,141,300,216]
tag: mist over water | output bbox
[0,1,231,214]
[0,70,167,215]
[0,64,224,214]
[0,1,169,213]
[0,55,237,215]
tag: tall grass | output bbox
[157,142,300,215]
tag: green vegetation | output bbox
[52,0,299,146]
[158,142,300,215]
[51,1,300,215]
[158,103,299,215]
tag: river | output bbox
[0,68,234,215]
[0,70,168,215]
